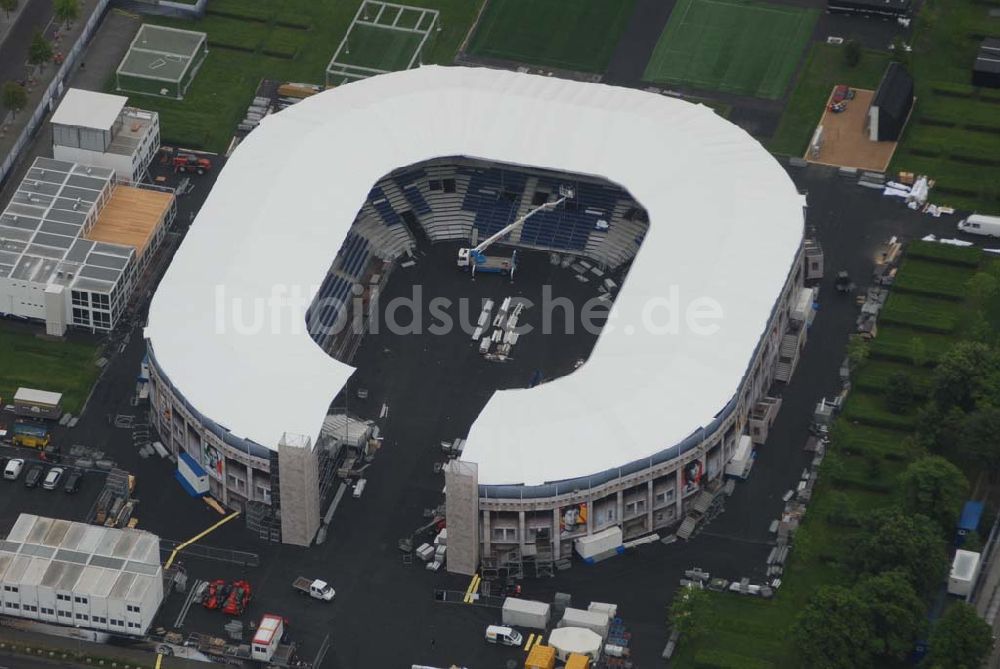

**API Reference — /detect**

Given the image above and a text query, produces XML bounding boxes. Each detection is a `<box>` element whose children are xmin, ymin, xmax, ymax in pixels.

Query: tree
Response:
<box><xmin>0</xmin><ymin>0</ymin><xmax>19</xmax><ymax>20</ymax></box>
<box><xmin>968</xmin><ymin>271</ymin><xmax>999</xmax><ymax>309</ymax></box>
<box><xmin>932</xmin><ymin>341</ymin><xmax>998</xmax><ymax>411</ymax></box>
<box><xmin>916</xmin><ymin>403</ymin><xmax>966</xmax><ymax>455</ymax></box>
<box><xmin>959</xmin><ymin>407</ymin><xmax>1000</xmax><ymax>474</ymax></box>
<box><xmin>28</xmin><ymin>30</ymin><xmax>53</xmax><ymax>67</ymax></box>
<box><xmin>668</xmin><ymin>585</ymin><xmax>711</xmax><ymax>641</ymax></box>
<box><xmin>897</xmin><ymin>456</ymin><xmax>969</xmax><ymax>535</ymax></box>
<box><xmin>924</xmin><ymin>602</ymin><xmax>994</xmax><ymax>669</ymax></box>
<box><xmin>793</xmin><ymin>585</ymin><xmax>875</xmax><ymax>669</ymax></box>
<box><xmin>54</xmin><ymin>0</ymin><xmax>78</xmax><ymax>27</ymax></box>
<box><xmin>844</xmin><ymin>39</ymin><xmax>862</xmax><ymax>67</ymax></box>
<box><xmin>886</xmin><ymin>371</ymin><xmax>917</xmax><ymax>414</ymax></box>
<box><xmin>2</xmin><ymin>81</ymin><xmax>27</xmax><ymax>116</ymax></box>
<box><xmin>860</xmin><ymin>572</ymin><xmax>927</xmax><ymax>662</ymax></box>
<box><xmin>851</xmin><ymin>507</ymin><xmax>948</xmax><ymax>595</ymax></box>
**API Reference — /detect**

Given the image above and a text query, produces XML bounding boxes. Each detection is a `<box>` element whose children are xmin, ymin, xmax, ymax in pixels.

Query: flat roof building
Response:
<box><xmin>52</xmin><ymin>89</ymin><xmax>161</xmax><ymax>185</ymax></box>
<box><xmin>0</xmin><ymin>514</ymin><xmax>163</xmax><ymax>636</ymax></box>
<box><xmin>0</xmin><ymin>157</ymin><xmax>174</xmax><ymax>335</ymax></box>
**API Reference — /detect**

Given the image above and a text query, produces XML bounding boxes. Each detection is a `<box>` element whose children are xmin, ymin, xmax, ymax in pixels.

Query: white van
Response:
<box><xmin>4</xmin><ymin>459</ymin><xmax>24</xmax><ymax>480</ymax></box>
<box><xmin>958</xmin><ymin>214</ymin><xmax>1000</xmax><ymax>237</ymax></box>
<box><xmin>485</xmin><ymin>625</ymin><xmax>523</xmax><ymax>647</ymax></box>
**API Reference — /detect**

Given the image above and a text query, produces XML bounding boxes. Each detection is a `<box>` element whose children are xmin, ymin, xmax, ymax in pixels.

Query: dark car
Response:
<box><xmin>63</xmin><ymin>470</ymin><xmax>83</xmax><ymax>494</ymax></box>
<box><xmin>24</xmin><ymin>465</ymin><xmax>44</xmax><ymax>488</ymax></box>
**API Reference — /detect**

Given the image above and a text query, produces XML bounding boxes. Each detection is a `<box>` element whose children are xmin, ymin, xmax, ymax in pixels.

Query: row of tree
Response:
<box><xmin>2</xmin><ymin>0</ymin><xmax>81</xmax><ymax>117</ymax></box>
<box><xmin>793</xmin><ymin>319</ymin><xmax>1000</xmax><ymax>668</ymax></box>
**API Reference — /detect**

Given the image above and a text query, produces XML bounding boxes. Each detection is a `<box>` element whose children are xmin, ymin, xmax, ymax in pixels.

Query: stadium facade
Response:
<box><xmin>145</xmin><ymin>66</ymin><xmax>814</xmax><ymax>565</ymax></box>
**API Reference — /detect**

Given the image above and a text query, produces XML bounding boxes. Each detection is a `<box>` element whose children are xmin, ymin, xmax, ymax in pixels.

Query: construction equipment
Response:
<box><xmin>222</xmin><ymin>580</ymin><xmax>252</xmax><ymax>616</ymax></box>
<box><xmin>173</xmin><ymin>153</ymin><xmax>212</xmax><ymax>175</ymax></box>
<box><xmin>398</xmin><ymin>516</ymin><xmax>445</xmax><ymax>553</ymax></box>
<box><xmin>457</xmin><ymin>186</ymin><xmax>573</xmax><ymax>278</ymax></box>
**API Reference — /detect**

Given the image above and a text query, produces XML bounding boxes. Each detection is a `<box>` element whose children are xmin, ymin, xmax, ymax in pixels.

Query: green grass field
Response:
<box><xmin>0</xmin><ymin>329</ymin><xmax>100</xmax><ymax>414</ymax></box>
<box><xmin>890</xmin><ymin>0</ymin><xmax>1000</xmax><ymax>212</ymax></box>
<box><xmin>769</xmin><ymin>43</ymin><xmax>890</xmax><ymax>156</ymax></box>
<box><xmin>466</xmin><ymin>0</ymin><xmax>635</xmax><ymax>73</ymax></box>
<box><xmin>121</xmin><ymin>0</ymin><xmax>483</xmax><ymax>153</ymax></box>
<box><xmin>642</xmin><ymin>0</ymin><xmax>818</xmax><ymax>99</ymax></box>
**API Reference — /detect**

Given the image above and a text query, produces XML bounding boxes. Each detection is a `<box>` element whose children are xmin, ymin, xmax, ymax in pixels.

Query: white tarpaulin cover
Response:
<box><xmin>145</xmin><ymin>66</ymin><xmax>804</xmax><ymax>482</ymax></box>
<box><xmin>549</xmin><ymin>626</ymin><xmax>603</xmax><ymax>660</ymax></box>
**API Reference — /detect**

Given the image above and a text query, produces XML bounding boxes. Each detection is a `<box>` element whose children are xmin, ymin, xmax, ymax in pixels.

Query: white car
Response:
<box><xmin>4</xmin><ymin>459</ymin><xmax>24</xmax><ymax>481</ymax></box>
<box><xmin>42</xmin><ymin>467</ymin><xmax>64</xmax><ymax>490</ymax></box>
<box><xmin>485</xmin><ymin>625</ymin><xmax>523</xmax><ymax>646</ymax></box>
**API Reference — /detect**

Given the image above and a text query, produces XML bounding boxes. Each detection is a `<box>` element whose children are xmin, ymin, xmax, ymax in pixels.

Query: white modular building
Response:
<box><xmin>0</xmin><ymin>514</ymin><xmax>163</xmax><ymax>635</ymax></box>
<box><xmin>52</xmin><ymin>89</ymin><xmax>160</xmax><ymax>185</ymax></box>
<box><xmin>0</xmin><ymin>157</ymin><xmax>174</xmax><ymax>334</ymax></box>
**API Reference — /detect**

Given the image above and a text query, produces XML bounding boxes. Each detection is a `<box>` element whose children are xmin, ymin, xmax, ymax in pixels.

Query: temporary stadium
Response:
<box><xmin>144</xmin><ymin>66</ymin><xmax>812</xmax><ymax>569</ymax></box>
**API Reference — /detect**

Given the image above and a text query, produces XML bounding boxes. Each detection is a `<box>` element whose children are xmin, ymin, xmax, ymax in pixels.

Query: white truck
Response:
<box><xmin>292</xmin><ymin>577</ymin><xmax>335</xmax><ymax>601</ymax></box>
<box><xmin>958</xmin><ymin>213</ymin><xmax>1000</xmax><ymax>237</ymax></box>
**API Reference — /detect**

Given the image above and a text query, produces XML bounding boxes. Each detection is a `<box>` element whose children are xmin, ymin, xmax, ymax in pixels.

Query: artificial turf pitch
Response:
<box><xmin>467</xmin><ymin>0</ymin><xmax>636</xmax><ymax>73</ymax></box>
<box><xmin>643</xmin><ymin>0</ymin><xmax>818</xmax><ymax>100</ymax></box>
<box><xmin>339</xmin><ymin>23</ymin><xmax>424</xmax><ymax>72</ymax></box>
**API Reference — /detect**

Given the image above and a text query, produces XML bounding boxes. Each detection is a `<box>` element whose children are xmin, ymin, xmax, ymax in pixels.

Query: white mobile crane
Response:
<box><xmin>457</xmin><ymin>186</ymin><xmax>573</xmax><ymax>278</ymax></box>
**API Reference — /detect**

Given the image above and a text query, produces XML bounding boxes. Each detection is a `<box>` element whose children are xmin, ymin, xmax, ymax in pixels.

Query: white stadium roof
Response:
<box><xmin>145</xmin><ymin>65</ymin><xmax>804</xmax><ymax>485</ymax></box>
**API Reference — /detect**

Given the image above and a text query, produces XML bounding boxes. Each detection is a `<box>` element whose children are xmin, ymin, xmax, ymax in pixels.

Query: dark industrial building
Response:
<box><xmin>973</xmin><ymin>38</ymin><xmax>1000</xmax><ymax>88</ymax></box>
<box><xmin>867</xmin><ymin>63</ymin><xmax>915</xmax><ymax>142</ymax></box>
<box><xmin>827</xmin><ymin>0</ymin><xmax>911</xmax><ymax>19</ymax></box>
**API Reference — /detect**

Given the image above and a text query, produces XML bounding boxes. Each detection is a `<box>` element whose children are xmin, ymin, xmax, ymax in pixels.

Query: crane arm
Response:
<box><xmin>472</xmin><ymin>196</ymin><xmax>566</xmax><ymax>253</ymax></box>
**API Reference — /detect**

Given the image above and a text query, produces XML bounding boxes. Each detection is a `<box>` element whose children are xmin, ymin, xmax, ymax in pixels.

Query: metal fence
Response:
<box><xmin>0</xmin><ymin>0</ymin><xmax>112</xmax><ymax>189</ymax></box>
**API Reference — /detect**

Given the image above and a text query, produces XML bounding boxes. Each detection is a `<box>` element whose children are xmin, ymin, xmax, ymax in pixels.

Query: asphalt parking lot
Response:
<box><xmin>0</xmin><ymin>441</ymin><xmax>105</xmax><ymax>531</ymax></box>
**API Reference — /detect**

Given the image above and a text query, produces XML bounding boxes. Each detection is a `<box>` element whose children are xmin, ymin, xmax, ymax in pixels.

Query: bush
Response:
<box><xmin>844</xmin><ymin>39</ymin><xmax>861</xmax><ymax>67</ymax></box>
<box><xmin>886</xmin><ymin>371</ymin><xmax>917</xmax><ymax>413</ymax></box>
<box><xmin>907</xmin><ymin>240</ymin><xmax>982</xmax><ymax>267</ymax></box>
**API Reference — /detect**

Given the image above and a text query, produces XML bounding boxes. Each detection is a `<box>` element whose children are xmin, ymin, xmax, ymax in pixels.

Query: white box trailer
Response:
<box><xmin>575</xmin><ymin>526</ymin><xmax>623</xmax><ymax>563</ymax></box>
<box><xmin>948</xmin><ymin>550</ymin><xmax>981</xmax><ymax>597</ymax></box>
<box><xmin>958</xmin><ymin>214</ymin><xmax>1000</xmax><ymax>237</ymax></box>
<box><xmin>559</xmin><ymin>607</ymin><xmax>609</xmax><ymax>639</ymax></box>
<box><xmin>502</xmin><ymin>597</ymin><xmax>550</xmax><ymax>629</ymax></box>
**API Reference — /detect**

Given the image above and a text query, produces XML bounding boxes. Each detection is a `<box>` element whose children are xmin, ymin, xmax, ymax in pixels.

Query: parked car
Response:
<box><xmin>63</xmin><ymin>469</ymin><xmax>83</xmax><ymax>494</ymax></box>
<box><xmin>485</xmin><ymin>625</ymin><xmax>523</xmax><ymax>646</ymax></box>
<box><xmin>24</xmin><ymin>465</ymin><xmax>44</xmax><ymax>488</ymax></box>
<box><xmin>4</xmin><ymin>459</ymin><xmax>24</xmax><ymax>481</ymax></box>
<box><xmin>42</xmin><ymin>466</ymin><xmax>64</xmax><ymax>490</ymax></box>
<box><xmin>830</xmin><ymin>84</ymin><xmax>850</xmax><ymax>106</ymax></box>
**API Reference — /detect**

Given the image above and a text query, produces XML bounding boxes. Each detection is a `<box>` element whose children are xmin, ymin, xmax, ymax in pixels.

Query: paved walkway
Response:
<box><xmin>0</xmin><ymin>8</ymin><xmax>139</xmax><ymax>203</ymax></box>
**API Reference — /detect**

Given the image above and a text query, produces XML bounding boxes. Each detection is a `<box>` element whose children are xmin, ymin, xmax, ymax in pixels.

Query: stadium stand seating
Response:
<box><xmin>307</xmin><ymin>158</ymin><xmax>650</xmax><ymax>352</ymax></box>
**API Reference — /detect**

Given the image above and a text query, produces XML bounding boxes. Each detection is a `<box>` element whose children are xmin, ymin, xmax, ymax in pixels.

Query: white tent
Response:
<box><xmin>549</xmin><ymin>626</ymin><xmax>602</xmax><ymax>661</ymax></box>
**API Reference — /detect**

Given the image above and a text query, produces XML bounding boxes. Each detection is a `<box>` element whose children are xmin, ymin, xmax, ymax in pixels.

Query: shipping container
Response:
<box><xmin>502</xmin><ymin>597</ymin><xmax>550</xmax><ymax>630</ymax></box>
